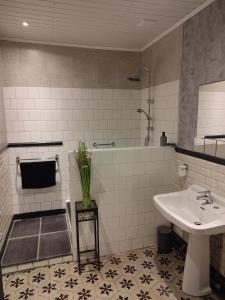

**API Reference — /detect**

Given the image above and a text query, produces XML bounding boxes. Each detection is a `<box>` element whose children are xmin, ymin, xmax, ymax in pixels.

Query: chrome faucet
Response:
<box><xmin>196</xmin><ymin>190</ymin><xmax>213</xmax><ymax>204</ymax></box>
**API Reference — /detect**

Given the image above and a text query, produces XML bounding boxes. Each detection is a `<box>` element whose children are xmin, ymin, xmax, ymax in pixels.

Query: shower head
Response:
<box><xmin>137</xmin><ymin>108</ymin><xmax>151</xmax><ymax>120</ymax></box>
<box><xmin>127</xmin><ymin>74</ymin><xmax>141</xmax><ymax>81</ymax></box>
<box><xmin>127</xmin><ymin>64</ymin><xmax>151</xmax><ymax>82</ymax></box>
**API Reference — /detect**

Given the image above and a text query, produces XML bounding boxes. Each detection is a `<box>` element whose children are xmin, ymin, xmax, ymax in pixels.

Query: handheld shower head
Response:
<box><xmin>137</xmin><ymin>108</ymin><xmax>151</xmax><ymax>120</ymax></box>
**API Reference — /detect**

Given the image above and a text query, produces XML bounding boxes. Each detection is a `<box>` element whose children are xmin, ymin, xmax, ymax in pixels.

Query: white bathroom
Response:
<box><xmin>0</xmin><ymin>0</ymin><xmax>225</xmax><ymax>299</ymax></box>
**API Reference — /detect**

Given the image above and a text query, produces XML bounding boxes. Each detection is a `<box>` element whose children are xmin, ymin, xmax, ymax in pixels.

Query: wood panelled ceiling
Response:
<box><xmin>0</xmin><ymin>0</ymin><xmax>210</xmax><ymax>51</ymax></box>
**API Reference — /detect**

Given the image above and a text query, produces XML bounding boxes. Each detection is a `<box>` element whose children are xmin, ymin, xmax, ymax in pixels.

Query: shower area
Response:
<box><xmin>90</xmin><ymin>64</ymin><xmax>178</xmax><ymax>150</ymax></box>
<box><xmin>90</xmin><ymin>64</ymin><xmax>155</xmax><ymax>149</ymax></box>
<box><xmin>0</xmin><ymin>40</ymin><xmax>180</xmax><ymax>275</ymax></box>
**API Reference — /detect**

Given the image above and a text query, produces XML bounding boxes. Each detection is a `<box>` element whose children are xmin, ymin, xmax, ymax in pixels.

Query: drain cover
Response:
<box><xmin>194</xmin><ymin>221</ymin><xmax>202</xmax><ymax>225</ymax></box>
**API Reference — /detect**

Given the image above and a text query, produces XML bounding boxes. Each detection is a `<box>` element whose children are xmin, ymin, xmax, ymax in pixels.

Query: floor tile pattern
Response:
<box><xmin>3</xmin><ymin>247</ymin><xmax>222</xmax><ymax>300</ymax></box>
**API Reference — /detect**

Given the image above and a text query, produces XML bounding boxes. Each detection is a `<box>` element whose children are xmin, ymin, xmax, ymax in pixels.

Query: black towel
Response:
<box><xmin>20</xmin><ymin>160</ymin><xmax>56</xmax><ymax>189</ymax></box>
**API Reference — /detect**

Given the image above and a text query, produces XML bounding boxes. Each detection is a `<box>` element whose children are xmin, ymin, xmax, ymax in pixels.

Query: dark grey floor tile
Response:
<box><xmin>41</xmin><ymin>214</ymin><xmax>67</xmax><ymax>233</ymax></box>
<box><xmin>10</xmin><ymin>218</ymin><xmax>40</xmax><ymax>238</ymax></box>
<box><xmin>2</xmin><ymin>236</ymin><xmax>38</xmax><ymax>267</ymax></box>
<box><xmin>39</xmin><ymin>231</ymin><xmax>71</xmax><ymax>259</ymax></box>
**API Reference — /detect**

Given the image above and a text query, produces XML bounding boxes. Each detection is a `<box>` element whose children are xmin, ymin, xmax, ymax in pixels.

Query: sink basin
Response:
<box><xmin>154</xmin><ymin>184</ymin><xmax>225</xmax><ymax>235</ymax></box>
<box><xmin>154</xmin><ymin>185</ymin><xmax>225</xmax><ymax>297</ymax></box>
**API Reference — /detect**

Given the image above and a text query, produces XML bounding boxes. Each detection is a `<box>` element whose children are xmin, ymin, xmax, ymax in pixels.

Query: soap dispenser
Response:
<box><xmin>160</xmin><ymin>132</ymin><xmax>167</xmax><ymax>146</ymax></box>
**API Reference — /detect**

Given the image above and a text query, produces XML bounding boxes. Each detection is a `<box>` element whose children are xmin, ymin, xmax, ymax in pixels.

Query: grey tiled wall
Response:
<box><xmin>142</xmin><ymin>26</ymin><xmax>183</xmax><ymax>89</ymax></box>
<box><xmin>178</xmin><ymin>0</ymin><xmax>225</xmax><ymax>150</ymax></box>
<box><xmin>0</xmin><ymin>41</ymin><xmax>141</xmax><ymax>90</ymax></box>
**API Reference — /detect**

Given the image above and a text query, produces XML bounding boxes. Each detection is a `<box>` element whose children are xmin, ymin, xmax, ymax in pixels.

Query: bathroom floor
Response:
<box><xmin>3</xmin><ymin>246</ymin><xmax>222</xmax><ymax>300</ymax></box>
<box><xmin>1</xmin><ymin>214</ymin><xmax>71</xmax><ymax>267</ymax></box>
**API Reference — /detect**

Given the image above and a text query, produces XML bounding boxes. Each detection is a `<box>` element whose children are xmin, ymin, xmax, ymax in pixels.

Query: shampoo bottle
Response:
<box><xmin>160</xmin><ymin>132</ymin><xmax>167</xmax><ymax>146</ymax></box>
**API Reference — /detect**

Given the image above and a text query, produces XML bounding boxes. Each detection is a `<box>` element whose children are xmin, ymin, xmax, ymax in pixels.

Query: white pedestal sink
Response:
<box><xmin>154</xmin><ymin>185</ymin><xmax>225</xmax><ymax>297</ymax></box>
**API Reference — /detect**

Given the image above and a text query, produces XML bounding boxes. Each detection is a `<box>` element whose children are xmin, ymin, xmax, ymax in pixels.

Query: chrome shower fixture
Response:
<box><xmin>127</xmin><ymin>64</ymin><xmax>151</xmax><ymax>82</ymax></box>
<box><xmin>137</xmin><ymin>108</ymin><xmax>151</xmax><ymax>120</ymax></box>
<box><xmin>127</xmin><ymin>74</ymin><xmax>141</xmax><ymax>81</ymax></box>
<box><xmin>128</xmin><ymin>64</ymin><xmax>154</xmax><ymax>146</ymax></box>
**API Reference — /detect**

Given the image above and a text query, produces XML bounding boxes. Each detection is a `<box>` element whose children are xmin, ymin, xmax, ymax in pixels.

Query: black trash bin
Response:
<box><xmin>157</xmin><ymin>225</ymin><xmax>172</xmax><ymax>254</ymax></box>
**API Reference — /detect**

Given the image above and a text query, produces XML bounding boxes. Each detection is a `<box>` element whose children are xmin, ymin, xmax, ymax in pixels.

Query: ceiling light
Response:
<box><xmin>138</xmin><ymin>20</ymin><xmax>156</xmax><ymax>27</ymax></box>
<box><xmin>22</xmin><ymin>21</ymin><xmax>29</xmax><ymax>27</ymax></box>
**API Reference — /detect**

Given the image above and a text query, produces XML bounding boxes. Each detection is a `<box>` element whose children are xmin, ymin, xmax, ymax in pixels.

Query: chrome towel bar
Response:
<box><xmin>16</xmin><ymin>154</ymin><xmax>59</xmax><ymax>174</ymax></box>
<box><xmin>92</xmin><ymin>142</ymin><xmax>115</xmax><ymax>148</ymax></box>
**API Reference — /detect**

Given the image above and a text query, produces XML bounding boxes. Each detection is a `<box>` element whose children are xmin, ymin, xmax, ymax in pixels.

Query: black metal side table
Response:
<box><xmin>75</xmin><ymin>200</ymin><xmax>100</xmax><ymax>274</ymax></box>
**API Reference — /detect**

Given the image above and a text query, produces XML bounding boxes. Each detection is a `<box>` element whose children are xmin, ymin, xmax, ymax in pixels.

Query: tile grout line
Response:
<box><xmin>65</xmin><ymin>213</ymin><xmax>72</xmax><ymax>255</ymax></box>
<box><xmin>37</xmin><ymin>217</ymin><xmax>42</xmax><ymax>261</ymax></box>
<box><xmin>9</xmin><ymin>229</ymin><xmax>69</xmax><ymax>240</ymax></box>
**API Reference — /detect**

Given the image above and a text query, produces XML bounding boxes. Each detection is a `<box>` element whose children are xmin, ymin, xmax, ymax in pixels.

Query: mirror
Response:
<box><xmin>195</xmin><ymin>80</ymin><xmax>225</xmax><ymax>159</ymax></box>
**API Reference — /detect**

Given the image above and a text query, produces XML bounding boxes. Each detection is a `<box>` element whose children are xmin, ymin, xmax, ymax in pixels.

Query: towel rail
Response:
<box><xmin>92</xmin><ymin>142</ymin><xmax>115</xmax><ymax>148</ymax></box>
<box><xmin>16</xmin><ymin>154</ymin><xmax>59</xmax><ymax>174</ymax></box>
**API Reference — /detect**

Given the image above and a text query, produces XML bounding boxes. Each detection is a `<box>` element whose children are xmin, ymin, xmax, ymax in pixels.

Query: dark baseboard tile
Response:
<box><xmin>8</xmin><ymin>141</ymin><xmax>63</xmax><ymax>148</ymax></box>
<box><xmin>13</xmin><ymin>208</ymin><xmax>66</xmax><ymax>220</ymax></box>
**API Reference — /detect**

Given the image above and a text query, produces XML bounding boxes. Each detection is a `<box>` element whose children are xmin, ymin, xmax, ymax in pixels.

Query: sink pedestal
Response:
<box><xmin>182</xmin><ymin>235</ymin><xmax>211</xmax><ymax>296</ymax></box>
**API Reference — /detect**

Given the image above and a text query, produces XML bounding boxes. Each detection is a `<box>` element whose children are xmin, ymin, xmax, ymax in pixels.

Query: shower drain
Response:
<box><xmin>194</xmin><ymin>221</ymin><xmax>202</xmax><ymax>225</ymax></box>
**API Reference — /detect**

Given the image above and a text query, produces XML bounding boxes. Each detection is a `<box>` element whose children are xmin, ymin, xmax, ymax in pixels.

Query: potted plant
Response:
<box><xmin>74</xmin><ymin>141</ymin><xmax>91</xmax><ymax>208</ymax></box>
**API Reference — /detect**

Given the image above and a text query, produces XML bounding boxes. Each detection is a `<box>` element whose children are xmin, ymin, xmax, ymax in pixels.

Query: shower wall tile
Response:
<box><xmin>0</xmin><ymin>47</ymin><xmax>7</xmax><ymax>150</ymax></box>
<box><xmin>4</xmin><ymin>87</ymin><xmax>142</xmax><ymax>148</ymax></box>
<box><xmin>0</xmin><ymin>149</ymin><xmax>13</xmax><ymax>251</ymax></box>
<box><xmin>69</xmin><ymin>146</ymin><xmax>176</xmax><ymax>256</ymax></box>
<box><xmin>3</xmin><ymin>87</ymin><xmax>142</xmax><ymax>213</ymax></box>
<box><xmin>141</xmin><ymin>80</ymin><xmax>179</xmax><ymax>145</ymax></box>
<box><xmin>8</xmin><ymin>145</ymin><xmax>69</xmax><ymax>214</ymax></box>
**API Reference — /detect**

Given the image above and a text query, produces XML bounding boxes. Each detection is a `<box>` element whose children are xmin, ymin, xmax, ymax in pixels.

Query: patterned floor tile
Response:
<box><xmin>120</xmin><ymin>262</ymin><xmax>140</xmax><ymax>277</ymax></box>
<box><xmin>110</xmin><ymin>292</ymin><xmax>130</xmax><ymax>300</ymax></box>
<box><xmin>172</xmin><ymin>261</ymin><xmax>185</xmax><ymax>277</ymax></box>
<box><xmin>3</xmin><ymin>292</ymin><xmax>15</xmax><ymax>300</ymax></box>
<box><xmin>2</xmin><ymin>246</ymin><xmax>221</xmax><ymax>300</ymax></box>
<box><xmin>60</xmin><ymin>274</ymin><xmax>83</xmax><ymax>293</ymax></box>
<box><xmin>5</xmin><ymin>272</ymin><xmax>28</xmax><ymax>294</ymax></box>
<box><xmin>132</xmin><ymin>288</ymin><xmax>155</xmax><ymax>300</ymax></box>
<box><xmin>29</xmin><ymin>267</ymin><xmax>50</xmax><ymax>287</ymax></box>
<box><xmin>115</xmin><ymin>276</ymin><xmax>138</xmax><ymax>295</ymax></box>
<box><xmin>155</xmin><ymin>253</ymin><xmax>176</xmax><ymax>270</ymax></box>
<box><xmin>95</xmin><ymin>281</ymin><xmax>117</xmax><ymax>298</ymax></box>
<box><xmin>101</xmin><ymin>266</ymin><xmax>122</xmax><ymax>282</ymax></box>
<box><xmin>15</xmin><ymin>285</ymin><xmax>38</xmax><ymax>300</ymax></box>
<box><xmin>50</xmin><ymin>264</ymin><xmax>70</xmax><ymax>282</ymax></box>
<box><xmin>141</xmin><ymin>247</ymin><xmax>157</xmax><ymax>260</ymax></box>
<box><xmin>76</xmin><ymin>286</ymin><xmax>95</xmax><ymax>299</ymax></box>
<box><xmin>51</xmin><ymin>290</ymin><xmax>74</xmax><ymax>300</ymax></box>
<box><xmin>38</xmin><ymin>280</ymin><xmax>60</xmax><ymax>298</ymax></box>
<box><xmin>135</xmin><ymin>270</ymin><xmax>159</xmax><ymax>289</ymax></box>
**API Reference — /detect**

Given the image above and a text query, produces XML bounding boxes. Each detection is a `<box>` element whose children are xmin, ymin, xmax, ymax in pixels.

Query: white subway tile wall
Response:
<box><xmin>0</xmin><ymin>150</ymin><xmax>13</xmax><ymax>250</ymax></box>
<box><xmin>141</xmin><ymin>80</ymin><xmax>179</xmax><ymax>145</ymax></box>
<box><xmin>8</xmin><ymin>146</ymin><xmax>68</xmax><ymax>213</ymax></box>
<box><xmin>176</xmin><ymin>152</ymin><xmax>225</xmax><ymax>277</ymax></box>
<box><xmin>3</xmin><ymin>87</ymin><xmax>142</xmax><ymax>148</ymax></box>
<box><xmin>3</xmin><ymin>87</ymin><xmax>143</xmax><ymax>214</ymax></box>
<box><xmin>69</xmin><ymin>147</ymin><xmax>176</xmax><ymax>257</ymax></box>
